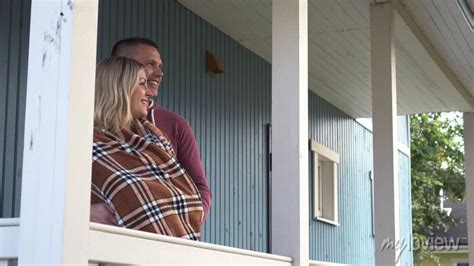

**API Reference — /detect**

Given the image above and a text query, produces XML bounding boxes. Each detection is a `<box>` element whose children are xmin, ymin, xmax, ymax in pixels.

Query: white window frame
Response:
<box><xmin>310</xmin><ymin>140</ymin><xmax>340</xmax><ymax>226</ymax></box>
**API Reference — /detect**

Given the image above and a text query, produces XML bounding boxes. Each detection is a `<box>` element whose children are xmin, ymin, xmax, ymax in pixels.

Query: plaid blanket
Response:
<box><xmin>91</xmin><ymin>119</ymin><xmax>203</xmax><ymax>240</ymax></box>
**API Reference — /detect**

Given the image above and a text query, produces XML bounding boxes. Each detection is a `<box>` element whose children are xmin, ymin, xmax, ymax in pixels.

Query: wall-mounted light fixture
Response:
<box><xmin>206</xmin><ymin>50</ymin><xmax>224</xmax><ymax>75</ymax></box>
<box><xmin>457</xmin><ymin>0</ymin><xmax>474</xmax><ymax>31</ymax></box>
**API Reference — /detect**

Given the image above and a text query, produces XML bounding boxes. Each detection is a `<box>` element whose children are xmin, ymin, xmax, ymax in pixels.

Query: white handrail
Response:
<box><xmin>310</xmin><ymin>260</ymin><xmax>348</xmax><ymax>266</ymax></box>
<box><xmin>0</xmin><ymin>218</ymin><xmax>20</xmax><ymax>260</ymax></box>
<box><xmin>1</xmin><ymin>220</ymin><xmax>293</xmax><ymax>264</ymax></box>
<box><xmin>0</xmin><ymin>218</ymin><xmax>19</xmax><ymax>227</ymax></box>
<box><xmin>90</xmin><ymin>222</ymin><xmax>292</xmax><ymax>265</ymax></box>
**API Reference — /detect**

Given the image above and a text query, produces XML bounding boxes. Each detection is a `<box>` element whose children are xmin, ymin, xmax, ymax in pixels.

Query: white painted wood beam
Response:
<box><xmin>464</xmin><ymin>112</ymin><xmax>474</xmax><ymax>266</ymax></box>
<box><xmin>18</xmin><ymin>0</ymin><xmax>98</xmax><ymax>264</ymax></box>
<box><xmin>0</xmin><ymin>219</ymin><xmax>19</xmax><ymax>259</ymax></box>
<box><xmin>271</xmin><ymin>0</ymin><xmax>309</xmax><ymax>265</ymax></box>
<box><xmin>370</xmin><ymin>1</ymin><xmax>401</xmax><ymax>265</ymax></box>
<box><xmin>393</xmin><ymin>0</ymin><xmax>474</xmax><ymax>111</ymax></box>
<box><xmin>89</xmin><ymin>223</ymin><xmax>292</xmax><ymax>265</ymax></box>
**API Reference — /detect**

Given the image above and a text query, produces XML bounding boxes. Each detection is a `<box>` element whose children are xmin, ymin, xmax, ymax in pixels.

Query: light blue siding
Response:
<box><xmin>308</xmin><ymin>92</ymin><xmax>375</xmax><ymax>264</ymax></box>
<box><xmin>398</xmin><ymin>116</ymin><xmax>410</xmax><ymax>146</ymax></box>
<box><xmin>356</xmin><ymin>115</ymin><xmax>410</xmax><ymax>146</ymax></box>
<box><xmin>0</xmin><ymin>0</ymin><xmax>30</xmax><ymax>218</ymax></box>
<box><xmin>398</xmin><ymin>115</ymin><xmax>412</xmax><ymax>265</ymax></box>
<box><xmin>399</xmin><ymin>153</ymin><xmax>413</xmax><ymax>265</ymax></box>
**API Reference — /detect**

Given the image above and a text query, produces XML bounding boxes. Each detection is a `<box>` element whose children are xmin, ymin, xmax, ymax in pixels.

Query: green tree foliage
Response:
<box><xmin>411</xmin><ymin>112</ymin><xmax>465</xmax><ymax>262</ymax></box>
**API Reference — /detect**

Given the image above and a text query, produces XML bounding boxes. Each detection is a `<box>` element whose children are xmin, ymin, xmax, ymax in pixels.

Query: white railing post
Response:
<box><xmin>271</xmin><ymin>0</ymin><xmax>309</xmax><ymax>265</ymax></box>
<box><xmin>464</xmin><ymin>112</ymin><xmax>474</xmax><ymax>266</ymax></box>
<box><xmin>18</xmin><ymin>0</ymin><xmax>98</xmax><ymax>264</ymax></box>
<box><xmin>370</xmin><ymin>0</ymin><xmax>400</xmax><ymax>265</ymax></box>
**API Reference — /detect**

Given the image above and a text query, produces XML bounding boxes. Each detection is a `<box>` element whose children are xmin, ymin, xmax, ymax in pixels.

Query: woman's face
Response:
<box><xmin>130</xmin><ymin>69</ymin><xmax>149</xmax><ymax>119</ymax></box>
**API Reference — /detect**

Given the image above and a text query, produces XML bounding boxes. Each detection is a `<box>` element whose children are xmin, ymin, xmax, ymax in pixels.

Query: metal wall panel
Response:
<box><xmin>398</xmin><ymin>114</ymin><xmax>412</xmax><ymax>266</ymax></box>
<box><xmin>398</xmin><ymin>116</ymin><xmax>410</xmax><ymax>146</ymax></box>
<box><xmin>398</xmin><ymin>153</ymin><xmax>413</xmax><ymax>265</ymax></box>
<box><xmin>308</xmin><ymin>98</ymin><xmax>413</xmax><ymax>264</ymax></box>
<box><xmin>0</xmin><ymin>0</ymin><xmax>30</xmax><ymax>218</ymax></box>
<box><xmin>308</xmin><ymin>92</ymin><xmax>376</xmax><ymax>264</ymax></box>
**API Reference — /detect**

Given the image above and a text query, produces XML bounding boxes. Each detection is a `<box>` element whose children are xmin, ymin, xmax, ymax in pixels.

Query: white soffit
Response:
<box><xmin>178</xmin><ymin>0</ymin><xmax>474</xmax><ymax>118</ymax></box>
<box><xmin>394</xmin><ymin>9</ymin><xmax>473</xmax><ymax>114</ymax></box>
<box><xmin>402</xmin><ymin>0</ymin><xmax>474</xmax><ymax>108</ymax></box>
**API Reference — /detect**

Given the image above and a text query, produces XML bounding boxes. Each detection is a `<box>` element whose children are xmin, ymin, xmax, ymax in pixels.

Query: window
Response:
<box><xmin>310</xmin><ymin>140</ymin><xmax>340</xmax><ymax>225</ymax></box>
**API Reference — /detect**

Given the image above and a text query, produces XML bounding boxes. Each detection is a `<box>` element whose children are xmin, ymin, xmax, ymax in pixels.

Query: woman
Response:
<box><xmin>92</xmin><ymin>57</ymin><xmax>203</xmax><ymax>240</ymax></box>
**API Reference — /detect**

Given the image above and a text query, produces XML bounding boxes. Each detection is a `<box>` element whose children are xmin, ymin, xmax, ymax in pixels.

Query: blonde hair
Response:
<box><xmin>94</xmin><ymin>57</ymin><xmax>144</xmax><ymax>133</ymax></box>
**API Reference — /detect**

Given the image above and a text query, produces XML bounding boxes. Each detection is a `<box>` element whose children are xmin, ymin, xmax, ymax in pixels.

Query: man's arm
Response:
<box><xmin>176</xmin><ymin>121</ymin><xmax>211</xmax><ymax>222</ymax></box>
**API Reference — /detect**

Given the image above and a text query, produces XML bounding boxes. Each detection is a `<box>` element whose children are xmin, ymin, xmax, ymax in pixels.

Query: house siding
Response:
<box><xmin>398</xmin><ymin>116</ymin><xmax>410</xmax><ymax>147</ymax></box>
<box><xmin>0</xmin><ymin>0</ymin><xmax>30</xmax><ymax>218</ymax></box>
<box><xmin>308</xmin><ymin>92</ymin><xmax>375</xmax><ymax>264</ymax></box>
<box><xmin>399</xmin><ymin>152</ymin><xmax>413</xmax><ymax>265</ymax></box>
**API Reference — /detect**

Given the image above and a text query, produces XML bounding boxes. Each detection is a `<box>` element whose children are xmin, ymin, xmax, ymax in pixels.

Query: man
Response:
<box><xmin>91</xmin><ymin>37</ymin><xmax>211</xmax><ymax>224</ymax></box>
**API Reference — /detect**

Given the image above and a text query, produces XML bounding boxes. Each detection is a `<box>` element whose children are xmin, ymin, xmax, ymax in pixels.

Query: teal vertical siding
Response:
<box><xmin>399</xmin><ymin>153</ymin><xmax>413</xmax><ymax>265</ymax></box>
<box><xmin>398</xmin><ymin>116</ymin><xmax>410</xmax><ymax>146</ymax></box>
<box><xmin>308</xmin><ymin>92</ymin><xmax>375</xmax><ymax>264</ymax></box>
<box><xmin>97</xmin><ymin>0</ymin><xmax>271</xmax><ymax>252</ymax></box>
<box><xmin>0</xmin><ymin>0</ymin><xmax>30</xmax><ymax>218</ymax></box>
<box><xmin>398</xmin><ymin>116</ymin><xmax>413</xmax><ymax>264</ymax></box>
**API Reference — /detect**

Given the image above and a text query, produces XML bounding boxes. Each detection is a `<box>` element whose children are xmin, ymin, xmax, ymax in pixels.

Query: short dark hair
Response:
<box><xmin>111</xmin><ymin>37</ymin><xmax>159</xmax><ymax>56</ymax></box>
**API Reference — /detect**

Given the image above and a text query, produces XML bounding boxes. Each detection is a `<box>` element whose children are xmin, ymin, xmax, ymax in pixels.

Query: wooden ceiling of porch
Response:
<box><xmin>178</xmin><ymin>0</ymin><xmax>474</xmax><ymax>118</ymax></box>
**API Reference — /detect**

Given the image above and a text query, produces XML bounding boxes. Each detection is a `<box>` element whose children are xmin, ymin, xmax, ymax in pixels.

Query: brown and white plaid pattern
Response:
<box><xmin>91</xmin><ymin>119</ymin><xmax>203</xmax><ymax>240</ymax></box>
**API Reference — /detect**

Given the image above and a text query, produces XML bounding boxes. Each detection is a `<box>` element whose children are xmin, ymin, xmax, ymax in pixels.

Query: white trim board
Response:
<box><xmin>310</xmin><ymin>260</ymin><xmax>348</xmax><ymax>266</ymax></box>
<box><xmin>314</xmin><ymin>217</ymin><xmax>340</xmax><ymax>227</ymax></box>
<box><xmin>89</xmin><ymin>223</ymin><xmax>292</xmax><ymax>265</ymax></box>
<box><xmin>397</xmin><ymin>143</ymin><xmax>410</xmax><ymax>157</ymax></box>
<box><xmin>0</xmin><ymin>219</ymin><xmax>20</xmax><ymax>259</ymax></box>
<box><xmin>310</xmin><ymin>140</ymin><xmax>340</xmax><ymax>164</ymax></box>
<box><xmin>0</xmin><ymin>218</ymin><xmax>19</xmax><ymax>227</ymax></box>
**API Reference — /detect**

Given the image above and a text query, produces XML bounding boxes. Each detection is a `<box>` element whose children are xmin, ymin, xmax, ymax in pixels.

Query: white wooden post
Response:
<box><xmin>271</xmin><ymin>0</ymin><xmax>309</xmax><ymax>265</ymax></box>
<box><xmin>370</xmin><ymin>1</ymin><xmax>400</xmax><ymax>265</ymax></box>
<box><xmin>18</xmin><ymin>0</ymin><xmax>98</xmax><ymax>264</ymax></box>
<box><xmin>464</xmin><ymin>112</ymin><xmax>474</xmax><ymax>266</ymax></box>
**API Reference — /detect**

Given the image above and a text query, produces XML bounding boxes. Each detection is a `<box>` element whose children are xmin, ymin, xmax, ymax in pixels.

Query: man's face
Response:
<box><xmin>128</xmin><ymin>43</ymin><xmax>164</xmax><ymax>99</ymax></box>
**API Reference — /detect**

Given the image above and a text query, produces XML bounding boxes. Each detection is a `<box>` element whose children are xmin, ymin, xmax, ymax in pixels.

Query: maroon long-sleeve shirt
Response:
<box><xmin>148</xmin><ymin>104</ymin><xmax>211</xmax><ymax>221</ymax></box>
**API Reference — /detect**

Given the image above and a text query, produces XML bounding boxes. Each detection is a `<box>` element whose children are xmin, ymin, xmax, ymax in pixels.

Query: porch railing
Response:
<box><xmin>0</xmin><ymin>219</ymin><xmax>292</xmax><ymax>265</ymax></box>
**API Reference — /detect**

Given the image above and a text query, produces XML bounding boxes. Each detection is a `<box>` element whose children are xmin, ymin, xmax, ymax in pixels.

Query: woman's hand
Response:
<box><xmin>90</xmin><ymin>203</ymin><xmax>116</xmax><ymax>225</ymax></box>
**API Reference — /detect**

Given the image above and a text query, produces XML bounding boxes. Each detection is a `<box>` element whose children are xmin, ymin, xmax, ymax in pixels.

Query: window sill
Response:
<box><xmin>314</xmin><ymin>217</ymin><xmax>339</xmax><ymax>226</ymax></box>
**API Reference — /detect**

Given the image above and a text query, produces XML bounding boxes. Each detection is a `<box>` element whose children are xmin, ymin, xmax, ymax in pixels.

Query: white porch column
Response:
<box><xmin>271</xmin><ymin>0</ymin><xmax>309</xmax><ymax>265</ymax></box>
<box><xmin>464</xmin><ymin>112</ymin><xmax>474</xmax><ymax>266</ymax></box>
<box><xmin>370</xmin><ymin>1</ymin><xmax>400</xmax><ymax>265</ymax></box>
<box><xmin>18</xmin><ymin>0</ymin><xmax>98</xmax><ymax>264</ymax></box>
